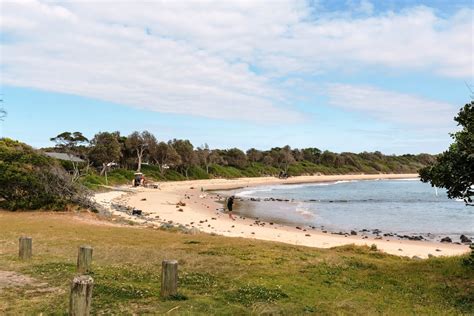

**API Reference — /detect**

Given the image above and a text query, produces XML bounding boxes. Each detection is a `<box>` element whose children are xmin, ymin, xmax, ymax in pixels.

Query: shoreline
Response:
<box><xmin>93</xmin><ymin>173</ymin><xmax>471</xmax><ymax>259</ymax></box>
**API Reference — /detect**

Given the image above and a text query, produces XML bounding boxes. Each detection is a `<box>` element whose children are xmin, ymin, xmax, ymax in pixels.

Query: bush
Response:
<box><xmin>0</xmin><ymin>138</ymin><xmax>90</xmax><ymax>210</ymax></box>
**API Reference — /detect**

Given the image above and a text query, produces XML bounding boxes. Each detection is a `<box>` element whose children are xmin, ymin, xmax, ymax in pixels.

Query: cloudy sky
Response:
<box><xmin>1</xmin><ymin>0</ymin><xmax>472</xmax><ymax>153</ymax></box>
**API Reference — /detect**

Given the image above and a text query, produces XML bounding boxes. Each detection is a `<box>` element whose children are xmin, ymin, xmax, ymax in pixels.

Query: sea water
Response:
<box><xmin>231</xmin><ymin>179</ymin><xmax>474</xmax><ymax>239</ymax></box>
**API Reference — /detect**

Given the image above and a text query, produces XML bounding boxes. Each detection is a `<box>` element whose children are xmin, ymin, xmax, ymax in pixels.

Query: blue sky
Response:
<box><xmin>1</xmin><ymin>0</ymin><xmax>472</xmax><ymax>154</ymax></box>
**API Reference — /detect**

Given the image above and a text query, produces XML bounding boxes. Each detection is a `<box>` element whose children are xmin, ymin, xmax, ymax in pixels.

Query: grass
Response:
<box><xmin>79</xmin><ymin>159</ymin><xmax>425</xmax><ymax>192</ymax></box>
<box><xmin>0</xmin><ymin>211</ymin><xmax>472</xmax><ymax>315</ymax></box>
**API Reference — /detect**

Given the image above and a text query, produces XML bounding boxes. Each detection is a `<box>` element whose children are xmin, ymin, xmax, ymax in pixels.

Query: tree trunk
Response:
<box><xmin>100</xmin><ymin>163</ymin><xmax>107</xmax><ymax>176</ymax></box>
<box><xmin>137</xmin><ymin>151</ymin><xmax>142</xmax><ymax>172</ymax></box>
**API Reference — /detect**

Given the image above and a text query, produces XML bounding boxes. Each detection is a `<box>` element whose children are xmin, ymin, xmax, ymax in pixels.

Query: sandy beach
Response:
<box><xmin>94</xmin><ymin>174</ymin><xmax>470</xmax><ymax>259</ymax></box>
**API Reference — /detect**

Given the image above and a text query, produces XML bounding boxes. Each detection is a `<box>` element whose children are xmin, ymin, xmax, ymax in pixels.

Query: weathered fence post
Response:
<box><xmin>77</xmin><ymin>246</ymin><xmax>93</xmax><ymax>274</ymax></box>
<box><xmin>19</xmin><ymin>236</ymin><xmax>32</xmax><ymax>260</ymax></box>
<box><xmin>69</xmin><ymin>275</ymin><xmax>94</xmax><ymax>316</ymax></box>
<box><xmin>161</xmin><ymin>260</ymin><xmax>178</xmax><ymax>298</ymax></box>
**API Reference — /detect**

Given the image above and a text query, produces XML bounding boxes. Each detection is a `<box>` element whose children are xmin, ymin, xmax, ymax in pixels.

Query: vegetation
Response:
<box><xmin>0</xmin><ymin>212</ymin><xmax>472</xmax><ymax>314</ymax></box>
<box><xmin>420</xmin><ymin>101</ymin><xmax>473</xmax><ymax>205</ymax></box>
<box><xmin>0</xmin><ymin>139</ymin><xmax>90</xmax><ymax>210</ymax></box>
<box><xmin>41</xmin><ymin>130</ymin><xmax>436</xmax><ymax>190</ymax></box>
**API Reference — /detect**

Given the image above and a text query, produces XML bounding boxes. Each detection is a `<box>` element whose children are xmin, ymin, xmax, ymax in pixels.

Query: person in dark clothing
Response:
<box><xmin>226</xmin><ymin>195</ymin><xmax>235</xmax><ymax>220</ymax></box>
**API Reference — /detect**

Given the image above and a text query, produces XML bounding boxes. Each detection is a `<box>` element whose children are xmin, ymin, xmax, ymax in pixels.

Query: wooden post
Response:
<box><xmin>161</xmin><ymin>260</ymin><xmax>178</xmax><ymax>298</ymax></box>
<box><xmin>69</xmin><ymin>275</ymin><xmax>94</xmax><ymax>316</ymax></box>
<box><xmin>77</xmin><ymin>246</ymin><xmax>93</xmax><ymax>274</ymax></box>
<box><xmin>19</xmin><ymin>236</ymin><xmax>32</xmax><ymax>260</ymax></box>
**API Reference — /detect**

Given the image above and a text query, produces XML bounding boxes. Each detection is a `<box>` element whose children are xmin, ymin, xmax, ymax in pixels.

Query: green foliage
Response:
<box><xmin>187</xmin><ymin>165</ymin><xmax>210</xmax><ymax>179</ymax></box>
<box><xmin>420</xmin><ymin>102</ymin><xmax>474</xmax><ymax>204</ymax></box>
<box><xmin>0</xmin><ymin>138</ymin><xmax>88</xmax><ymax>210</ymax></box>
<box><xmin>89</xmin><ymin>132</ymin><xmax>122</xmax><ymax>169</ymax></box>
<box><xmin>463</xmin><ymin>244</ymin><xmax>474</xmax><ymax>267</ymax></box>
<box><xmin>208</xmin><ymin>163</ymin><xmax>244</xmax><ymax>178</ymax></box>
<box><xmin>81</xmin><ymin>169</ymin><xmax>135</xmax><ymax>188</ymax></box>
<box><xmin>225</xmin><ymin>285</ymin><xmax>289</xmax><ymax>306</ymax></box>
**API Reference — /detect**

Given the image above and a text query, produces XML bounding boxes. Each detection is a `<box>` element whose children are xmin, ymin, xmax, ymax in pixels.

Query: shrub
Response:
<box><xmin>0</xmin><ymin>138</ymin><xmax>91</xmax><ymax>210</ymax></box>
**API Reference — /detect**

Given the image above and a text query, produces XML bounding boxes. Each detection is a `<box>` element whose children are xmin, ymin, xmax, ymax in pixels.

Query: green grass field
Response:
<box><xmin>0</xmin><ymin>211</ymin><xmax>472</xmax><ymax>315</ymax></box>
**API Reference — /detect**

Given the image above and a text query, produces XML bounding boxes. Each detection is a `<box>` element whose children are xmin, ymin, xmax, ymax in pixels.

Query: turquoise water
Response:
<box><xmin>232</xmin><ymin>179</ymin><xmax>474</xmax><ymax>239</ymax></box>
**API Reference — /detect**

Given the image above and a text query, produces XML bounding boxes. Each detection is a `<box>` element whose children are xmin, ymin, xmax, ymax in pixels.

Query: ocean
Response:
<box><xmin>230</xmin><ymin>179</ymin><xmax>474</xmax><ymax>240</ymax></box>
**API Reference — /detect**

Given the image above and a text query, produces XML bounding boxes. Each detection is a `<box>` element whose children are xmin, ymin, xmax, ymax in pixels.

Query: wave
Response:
<box><xmin>237</xmin><ymin>180</ymin><xmax>361</xmax><ymax>197</ymax></box>
<box><xmin>236</xmin><ymin>187</ymin><xmax>273</xmax><ymax>197</ymax></box>
<box><xmin>295</xmin><ymin>203</ymin><xmax>315</xmax><ymax>218</ymax></box>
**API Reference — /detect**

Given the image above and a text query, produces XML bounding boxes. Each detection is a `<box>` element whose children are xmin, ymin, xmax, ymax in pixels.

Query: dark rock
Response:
<box><xmin>440</xmin><ymin>237</ymin><xmax>452</xmax><ymax>243</ymax></box>
<box><xmin>460</xmin><ymin>235</ymin><xmax>472</xmax><ymax>243</ymax></box>
<box><xmin>350</xmin><ymin>230</ymin><xmax>357</xmax><ymax>236</ymax></box>
<box><xmin>132</xmin><ymin>209</ymin><xmax>142</xmax><ymax>216</ymax></box>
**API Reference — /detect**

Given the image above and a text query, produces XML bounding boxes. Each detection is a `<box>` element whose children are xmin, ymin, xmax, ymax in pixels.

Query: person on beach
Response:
<box><xmin>227</xmin><ymin>195</ymin><xmax>235</xmax><ymax>220</ymax></box>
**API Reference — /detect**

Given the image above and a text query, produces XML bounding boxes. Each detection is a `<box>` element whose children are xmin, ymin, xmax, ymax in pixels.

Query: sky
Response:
<box><xmin>0</xmin><ymin>0</ymin><xmax>473</xmax><ymax>154</ymax></box>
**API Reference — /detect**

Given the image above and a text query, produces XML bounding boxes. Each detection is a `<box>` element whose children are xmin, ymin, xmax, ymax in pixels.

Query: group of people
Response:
<box><xmin>133</xmin><ymin>173</ymin><xmax>147</xmax><ymax>187</ymax></box>
<box><xmin>278</xmin><ymin>171</ymin><xmax>289</xmax><ymax>179</ymax></box>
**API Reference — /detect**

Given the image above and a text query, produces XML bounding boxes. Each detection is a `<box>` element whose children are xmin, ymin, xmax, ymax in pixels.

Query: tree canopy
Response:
<box><xmin>420</xmin><ymin>101</ymin><xmax>474</xmax><ymax>205</ymax></box>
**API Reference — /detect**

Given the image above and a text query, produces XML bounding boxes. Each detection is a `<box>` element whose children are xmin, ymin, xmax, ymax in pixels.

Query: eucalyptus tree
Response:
<box><xmin>126</xmin><ymin>131</ymin><xmax>157</xmax><ymax>172</ymax></box>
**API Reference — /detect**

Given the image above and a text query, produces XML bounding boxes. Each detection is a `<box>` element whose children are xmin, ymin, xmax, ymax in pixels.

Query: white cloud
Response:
<box><xmin>0</xmin><ymin>0</ymin><xmax>471</xmax><ymax>122</ymax></box>
<box><xmin>326</xmin><ymin>83</ymin><xmax>457</xmax><ymax>126</ymax></box>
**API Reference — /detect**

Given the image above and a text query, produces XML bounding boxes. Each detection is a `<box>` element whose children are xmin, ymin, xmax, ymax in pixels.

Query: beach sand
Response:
<box><xmin>94</xmin><ymin>174</ymin><xmax>470</xmax><ymax>259</ymax></box>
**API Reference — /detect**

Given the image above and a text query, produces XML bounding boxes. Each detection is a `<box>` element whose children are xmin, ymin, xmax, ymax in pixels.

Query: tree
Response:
<box><xmin>88</xmin><ymin>132</ymin><xmax>122</xmax><ymax>176</ymax></box>
<box><xmin>420</xmin><ymin>101</ymin><xmax>474</xmax><ymax>205</ymax></box>
<box><xmin>246</xmin><ymin>148</ymin><xmax>263</xmax><ymax>163</ymax></box>
<box><xmin>169</xmin><ymin>139</ymin><xmax>197</xmax><ymax>178</ymax></box>
<box><xmin>320</xmin><ymin>150</ymin><xmax>337</xmax><ymax>167</ymax></box>
<box><xmin>196</xmin><ymin>144</ymin><xmax>214</xmax><ymax>174</ymax></box>
<box><xmin>50</xmin><ymin>131</ymin><xmax>89</xmax><ymax>182</ymax></box>
<box><xmin>224</xmin><ymin>148</ymin><xmax>248</xmax><ymax>168</ymax></box>
<box><xmin>126</xmin><ymin>131</ymin><xmax>157</xmax><ymax>172</ymax></box>
<box><xmin>302</xmin><ymin>147</ymin><xmax>321</xmax><ymax>163</ymax></box>
<box><xmin>149</xmin><ymin>141</ymin><xmax>181</xmax><ymax>175</ymax></box>
<box><xmin>270</xmin><ymin>146</ymin><xmax>295</xmax><ymax>173</ymax></box>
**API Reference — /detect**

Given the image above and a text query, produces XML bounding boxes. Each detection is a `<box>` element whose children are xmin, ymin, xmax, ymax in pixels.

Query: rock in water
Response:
<box><xmin>350</xmin><ymin>230</ymin><xmax>357</xmax><ymax>236</ymax></box>
<box><xmin>460</xmin><ymin>235</ymin><xmax>472</xmax><ymax>243</ymax></box>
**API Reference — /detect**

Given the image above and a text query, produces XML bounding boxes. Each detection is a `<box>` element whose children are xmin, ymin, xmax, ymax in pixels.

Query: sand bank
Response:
<box><xmin>94</xmin><ymin>174</ymin><xmax>470</xmax><ymax>259</ymax></box>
